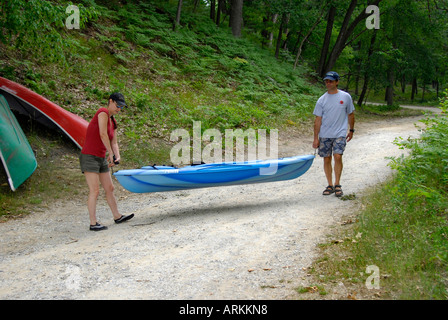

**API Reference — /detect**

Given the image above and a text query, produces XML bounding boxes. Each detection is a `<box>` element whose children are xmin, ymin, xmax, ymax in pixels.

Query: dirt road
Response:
<box><xmin>0</xmin><ymin>107</ymin><xmax>438</xmax><ymax>299</ymax></box>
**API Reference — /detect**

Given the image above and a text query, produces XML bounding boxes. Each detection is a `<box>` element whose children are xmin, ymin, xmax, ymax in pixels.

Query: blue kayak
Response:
<box><xmin>113</xmin><ymin>155</ymin><xmax>314</xmax><ymax>193</ymax></box>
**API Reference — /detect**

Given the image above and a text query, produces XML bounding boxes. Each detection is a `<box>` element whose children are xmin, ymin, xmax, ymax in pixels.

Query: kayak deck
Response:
<box><xmin>114</xmin><ymin>155</ymin><xmax>314</xmax><ymax>193</ymax></box>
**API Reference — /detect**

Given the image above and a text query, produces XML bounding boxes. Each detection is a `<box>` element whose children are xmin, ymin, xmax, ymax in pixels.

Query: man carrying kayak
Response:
<box><xmin>312</xmin><ymin>71</ymin><xmax>355</xmax><ymax>197</ymax></box>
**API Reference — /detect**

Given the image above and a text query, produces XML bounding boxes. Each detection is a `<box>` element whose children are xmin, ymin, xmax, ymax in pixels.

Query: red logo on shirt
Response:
<box><xmin>340</xmin><ymin>100</ymin><xmax>344</xmax><ymax>104</ymax></box>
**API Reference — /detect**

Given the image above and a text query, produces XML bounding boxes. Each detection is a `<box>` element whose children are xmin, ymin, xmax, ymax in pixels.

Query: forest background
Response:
<box><xmin>1</xmin><ymin>0</ymin><xmax>447</xmax><ymax>164</ymax></box>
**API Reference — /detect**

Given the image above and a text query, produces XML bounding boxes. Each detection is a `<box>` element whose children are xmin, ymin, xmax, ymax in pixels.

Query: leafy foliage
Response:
<box><xmin>365</xmin><ymin>92</ymin><xmax>448</xmax><ymax>298</ymax></box>
<box><xmin>0</xmin><ymin>0</ymin><xmax>100</xmax><ymax>63</ymax></box>
<box><xmin>389</xmin><ymin>91</ymin><xmax>448</xmax><ymax>211</ymax></box>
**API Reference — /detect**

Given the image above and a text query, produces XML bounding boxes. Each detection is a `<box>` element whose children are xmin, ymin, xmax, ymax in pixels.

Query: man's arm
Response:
<box><xmin>313</xmin><ymin>116</ymin><xmax>322</xmax><ymax>149</ymax></box>
<box><xmin>346</xmin><ymin>112</ymin><xmax>355</xmax><ymax>142</ymax></box>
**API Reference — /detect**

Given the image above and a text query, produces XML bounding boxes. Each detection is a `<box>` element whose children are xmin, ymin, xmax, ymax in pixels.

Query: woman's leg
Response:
<box><xmin>84</xmin><ymin>172</ymin><xmax>100</xmax><ymax>225</ymax></box>
<box><xmin>99</xmin><ymin>171</ymin><xmax>121</xmax><ymax>220</ymax></box>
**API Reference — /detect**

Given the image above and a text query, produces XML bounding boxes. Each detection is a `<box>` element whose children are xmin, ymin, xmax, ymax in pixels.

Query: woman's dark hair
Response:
<box><xmin>111</xmin><ymin>115</ymin><xmax>117</xmax><ymax>129</ymax></box>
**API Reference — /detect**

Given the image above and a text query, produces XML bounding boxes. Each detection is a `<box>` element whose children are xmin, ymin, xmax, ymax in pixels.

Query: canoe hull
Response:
<box><xmin>0</xmin><ymin>77</ymin><xmax>88</xmax><ymax>149</ymax></box>
<box><xmin>0</xmin><ymin>95</ymin><xmax>37</xmax><ymax>191</ymax></box>
<box><xmin>114</xmin><ymin>155</ymin><xmax>314</xmax><ymax>193</ymax></box>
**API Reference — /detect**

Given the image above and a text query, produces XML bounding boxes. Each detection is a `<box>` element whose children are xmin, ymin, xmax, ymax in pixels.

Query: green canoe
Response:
<box><xmin>0</xmin><ymin>94</ymin><xmax>37</xmax><ymax>191</ymax></box>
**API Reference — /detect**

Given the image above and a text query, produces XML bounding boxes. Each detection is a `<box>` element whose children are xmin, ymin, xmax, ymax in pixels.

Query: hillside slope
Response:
<box><xmin>1</xmin><ymin>1</ymin><xmax>321</xmax><ymax>152</ymax></box>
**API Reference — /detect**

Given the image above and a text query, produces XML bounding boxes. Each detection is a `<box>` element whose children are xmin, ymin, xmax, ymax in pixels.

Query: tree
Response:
<box><xmin>174</xmin><ymin>0</ymin><xmax>183</xmax><ymax>30</ymax></box>
<box><xmin>348</xmin><ymin>0</ymin><xmax>448</xmax><ymax>106</ymax></box>
<box><xmin>357</xmin><ymin>30</ymin><xmax>377</xmax><ymax>105</ymax></box>
<box><xmin>317</xmin><ymin>0</ymin><xmax>383</xmax><ymax>77</ymax></box>
<box><xmin>210</xmin><ymin>0</ymin><xmax>216</xmax><ymax>22</ymax></box>
<box><xmin>316</xmin><ymin>4</ymin><xmax>336</xmax><ymax>77</ymax></box>
<box><xmin>274</xmin><ymin>12</ymin><xmax>288</xmax><ymax>58</ymax></box>
<box><xmin>293</xmin><ymin>0</ymin><xmax>328</xmax><ymax>69</ymax></box>
<box><xmin>216</xmin><ymin>0</ymin><xmax>224</xmax><ymax>26</ymax></box>
<box><xmin>229</xmin><ymin>0</ymin><xmax>243</xmax><ymax>37</ymax></box>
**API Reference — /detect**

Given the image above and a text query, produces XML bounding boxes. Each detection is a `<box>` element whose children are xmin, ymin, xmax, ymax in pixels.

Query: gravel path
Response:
<box><xmin>0</xmin><ymin>108</ymin><xmax>438</xmax><ymax>300</ymax></box>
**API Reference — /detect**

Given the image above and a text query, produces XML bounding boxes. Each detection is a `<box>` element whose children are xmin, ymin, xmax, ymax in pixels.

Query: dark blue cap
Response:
<box><xmin>323</xmin><ymin>71</ymin><xmax>340</xmax><ymax>81</ymax></box>
<box><xmin>109</xmin><ymin>92</ymin><xmax>127</xmax><ymax>107</ymax></box>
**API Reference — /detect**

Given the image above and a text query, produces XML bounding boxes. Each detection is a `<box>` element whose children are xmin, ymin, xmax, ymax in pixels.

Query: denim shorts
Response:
<box><xmin>318</xmin><ymin>137</ymin><xmax>347</xmax><ymax>157</ymax></box>
<box><xmin>79</xmin><ymin>153</ymin><xmax>109</xmax><ymax>173</ymax></box>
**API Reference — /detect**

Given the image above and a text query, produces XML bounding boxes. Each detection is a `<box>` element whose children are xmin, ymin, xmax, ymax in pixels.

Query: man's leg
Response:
<box><xmin>323</xmin><ymin>156</ymin><xmax>333</xmax><ymax>187</ymax></box>
<box><xmin>333</xmin><ymin>153</ymin><xmax>343</xmax><ymax>186</ymax></box>
<box><xmin>332</xmin><ymin>137</ymin><xmax>346</xmax><ymax>196</ymax></box>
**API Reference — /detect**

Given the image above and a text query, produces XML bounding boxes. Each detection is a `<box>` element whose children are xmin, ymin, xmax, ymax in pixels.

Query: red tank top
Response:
<box><xmin>81</xmin><ymin>108</ymin><xmax>115</xmax><ymax>158</ymax></box>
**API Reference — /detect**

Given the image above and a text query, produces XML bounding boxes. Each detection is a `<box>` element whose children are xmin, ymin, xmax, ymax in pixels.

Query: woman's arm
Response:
<box><xmin>111</xmin><ymin>130</ymin><xmax>120</xmax><ymax>163</ymax></box>
<box><xmin>98</xmin><ymin>112</ymin><xmax>115</xmax><ymax>166</ymax></box>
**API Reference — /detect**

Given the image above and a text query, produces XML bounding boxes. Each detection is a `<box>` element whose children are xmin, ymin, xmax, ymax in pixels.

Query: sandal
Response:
<box><xmin>114</xmin><ymin>213</ymin><xmax>134</xmax><ymax>224</ymax></box>
<box><xmin>323</xmin><ymin>185</ymin><xmax>334</xmax><ymax>195</ymax></box>
<box><xmin>90</xmin><ymin>222</ymin><xmax>108</xmax><ymax>231</ymax></box>
<box><xmin>334</xmin><ymin>185</ymin><xmax>344</xmax><ymax>197</ymax></box>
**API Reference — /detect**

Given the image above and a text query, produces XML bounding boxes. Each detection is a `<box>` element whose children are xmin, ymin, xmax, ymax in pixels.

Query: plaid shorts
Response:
<box><xmin>318</xmin><ymin>137</ymin><xmax>347</xmax><ymax>157</ymax></box>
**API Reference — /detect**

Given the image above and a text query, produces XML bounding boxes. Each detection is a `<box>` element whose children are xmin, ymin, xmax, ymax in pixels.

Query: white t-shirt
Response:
<box><xmin>313</xmin><ymin>90</ymin><xmax>355</xmax><ymax>138</ymax></box>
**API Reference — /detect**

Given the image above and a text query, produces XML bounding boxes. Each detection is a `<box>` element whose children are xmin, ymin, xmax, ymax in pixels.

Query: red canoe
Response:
<box><xmin>0</xmin><ymin>76</ymin><xmax>88</xmax><ymax>149</ymax></box>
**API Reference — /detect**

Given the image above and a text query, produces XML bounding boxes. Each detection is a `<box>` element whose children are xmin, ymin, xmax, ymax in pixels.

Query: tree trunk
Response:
<box><xmin>421</xmin><ymin>83</ymin><xmax>426</xmax><ymax>101</ymax></box>
<box><xmin>324</xmin><ymin>0</ymin><xmax>358</xmax><ymax>75</ymax></box>
<box><xmin>385</xmin><ymin>68</ymin><xmax>394</xmax><ymax>106</ymax></box>
<box><xmin>269</xmin><ymin>14</ymin><xmax>278</xmax><ymax>47</ymax></box>
<box><xmin>275</xmin><ymin>12</ymin><xmax>286</xmax><ymax>59</ymax></box>
<box><xmin>193</xmin><ymin>0</ymin><xmax>199</xmax><ymax>13</ymax></box>
<box><xmin>401</xmin><ymin>74</ymin><xmax>406</xmax><ymax>93</ymax></box>
<box><xmin>358</xmin><ymin>30</ymin><xmax>377</xmax><ymax>106</ymax></box>
<box><xmin>323</xmin><ymin>0</ymin><xmax>382</xmax><ymax>75</ymax></box>
<box><xmin>229</xmin><ymin>0</ymin><xmax>243</xmax><ymax>37</ymax></box>
<box><xmin>411</xmin><ymin>78</ymin><xmax>417</xmax><ymax>101</ymax></box>
<box><xmin>317</xmin><ymin>5</ymin><xmax>336</xmax><ymax>77</ymax></box>
<box><xmin>345</xmin><ymin>73</ymin><xmax>351</xmax><ymax>91</ymax></box>
<box><xmin>216</xmin><ymin>0</ymin><xmax>223</xmax><ymax>26</ymax></box>
<box><xmin>261</xmin><ymin>16</ymin><xmax>270</xmax><ymax>48</ymax></box>
<box><xmin>282</xmin><ymin>13</ymin><xmax>291</xmax><ymax>50</ymax></box>
<box><xmin>436</xmin><ymin>80</ymin><xmax>439</xmax><ymax>98</ymax></box>
<box><xmin>294</xmin><ymin>6</ymin><xmax>324</xmax><ymax>69</ymax></box>
<box><xmin>210</xmin><ymin>0</ymin><xmax>216</xmax><ymax>22</ymax></box>
<box><xmin>174</xmin><ymin>0</ymin><xmax>183</xmax><ymax>31</ymax></box>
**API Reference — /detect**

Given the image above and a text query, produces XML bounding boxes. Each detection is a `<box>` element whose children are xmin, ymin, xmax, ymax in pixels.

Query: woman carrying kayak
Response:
<box><xmin>79</xmin><ymin>92</ymin><xmax>134</xmax><ymax>231</ymax></box>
